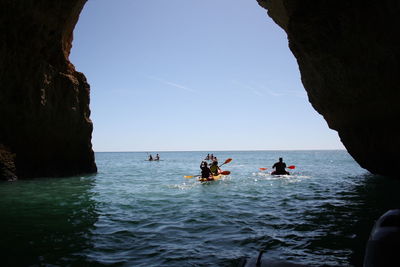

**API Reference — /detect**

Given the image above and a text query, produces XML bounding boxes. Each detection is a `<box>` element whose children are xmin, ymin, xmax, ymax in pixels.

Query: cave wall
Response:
<box><xmin>258</xmin><ymin>0</ymin><xmax>400</xmax><ymax>176</ymax></box>
<box><xmin>0</xmin><ymin>0</ymin><xmax>96</xmax><ymax>180</ymax></box>
<box><xmin>1</xmin><ymin>0</ymin><xmax>399</xmax><ymax>179</ymax></box>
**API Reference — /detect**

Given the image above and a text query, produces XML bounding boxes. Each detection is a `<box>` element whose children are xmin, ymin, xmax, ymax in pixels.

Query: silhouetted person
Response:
<box><xmin>155</xmin><ymin>154</ymin><xmax>160</xmax><ymax>161</ymax></box>
<box><xmin>272</xmin><ymin>157</ymin><xmax>289</xmax><ymax>175</ymax></box>
<box><xmin>148</xmin><ymin>154</ymin><xmax>153</xmax><ymax>161</ymax></box>
<box><xmin>212</xmin><ymin>157</ymin><xmax>218</xmax><ymax>165</ymax></box>
<box><xmin>200</xmin><ymin>161</ymin><xmax>211</xmax><ymax>179</ymax></box>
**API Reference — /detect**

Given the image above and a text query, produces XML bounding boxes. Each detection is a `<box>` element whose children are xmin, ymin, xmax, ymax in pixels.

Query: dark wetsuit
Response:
<box><xmin>200</xmin><ymin>165</ymin><xmax>211</xmax><ymax>179</ymax></box>
<box><xmin>272</xmin><ymin>161</ymin><xmax>289</xmax><ymax>175</ymax></box>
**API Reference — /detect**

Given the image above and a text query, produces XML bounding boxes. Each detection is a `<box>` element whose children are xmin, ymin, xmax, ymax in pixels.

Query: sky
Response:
<box><xmin>70</xmin><ymin>0</ymin><xmax>345</xmax><ymax>152</ymax></box>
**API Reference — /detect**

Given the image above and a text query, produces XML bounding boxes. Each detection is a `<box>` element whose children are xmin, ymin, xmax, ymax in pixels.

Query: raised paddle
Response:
<box><xmin>219</xmin><ymin>158</ymin><xmax>232</xmax><ymax>167</ymax></box>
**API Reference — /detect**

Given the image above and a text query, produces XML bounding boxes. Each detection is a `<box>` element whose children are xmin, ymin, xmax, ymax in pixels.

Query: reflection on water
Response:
<box><xmin>0</xmin><ymin>176</ymin><xmax>98</xmax><ymax>266</ymax></box>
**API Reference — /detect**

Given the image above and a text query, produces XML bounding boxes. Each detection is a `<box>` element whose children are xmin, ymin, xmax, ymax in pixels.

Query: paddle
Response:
<box><xmin>184</xmin><ymin>170</ymin><xmax>231</xmax><ymax>179</ymax></box>
<box><xmin>184</xmin><ymin>175</ymin><xmax>200</xmax><ymax>179</ymax></box>
<box><xmin>259</xmin><ymin>165</ymin><xmax>295</xmax><ymax>170</ymax></box>
<box><xmin>219</xmin><ymin>158</ymin><xmax>232</xmax><ymax>167</ymax></box>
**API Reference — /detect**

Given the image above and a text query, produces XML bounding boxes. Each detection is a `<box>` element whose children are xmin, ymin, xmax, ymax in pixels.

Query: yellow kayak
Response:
<box><xmin>198</xmin><ymin>174</ymin><xmax>224</xmax><ymax>182</ymax></box>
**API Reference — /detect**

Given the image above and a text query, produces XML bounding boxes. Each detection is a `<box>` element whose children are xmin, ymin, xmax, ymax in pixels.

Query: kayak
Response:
<box><xmin>198</xmin><ymin>174</ymin><xmax>224</xmax><ymax>182</ymax></box>
<box><xmin>271</xmin><ymin>171</ymin><xmax>290</xmax><ymax>175</ymax></box>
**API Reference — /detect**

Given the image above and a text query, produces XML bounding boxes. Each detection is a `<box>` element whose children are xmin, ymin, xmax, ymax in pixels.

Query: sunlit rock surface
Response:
<box><xmin>0</xmin><ymin>0</ymin><xmax>96</xmax><ymax>180</ymax></box>
<box><xmin>258</xmin><ymin>0</ymin><xmax>400</xmax><ymax>176</ymax></box>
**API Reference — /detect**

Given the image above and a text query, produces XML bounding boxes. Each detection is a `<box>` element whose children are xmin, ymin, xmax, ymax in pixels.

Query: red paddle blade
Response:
<box><xmin>220</xmin><ymin>171</ymin><xmax>230</xmax><ymax>175</ymax></box>
<box><xmin>224</xmin><ymin>158</ymin><xmax>232</xmax><ymax>164</ymax></box>
<box><xmin>287</xmin><ymin>165</ymin><xmax>296</xmax><ymax>169</ymax></box>
<box><xmin>259</xmin><ymin>168</ymin><xmax>267</xmax><ymax>171</ymax></box>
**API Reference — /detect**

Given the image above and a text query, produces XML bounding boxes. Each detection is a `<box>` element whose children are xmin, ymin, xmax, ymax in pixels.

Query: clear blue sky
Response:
<box><xmin>70</xmin><ymin>0</ymin><xmax>345</xmax><ymax>152</ymax></box>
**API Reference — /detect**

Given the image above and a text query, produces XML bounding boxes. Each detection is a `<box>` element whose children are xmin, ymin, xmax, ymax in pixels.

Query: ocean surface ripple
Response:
<box><xmin>1</xmin><ymin>151</ymin><xmax>399</xmax><ymax>266</ymax></box>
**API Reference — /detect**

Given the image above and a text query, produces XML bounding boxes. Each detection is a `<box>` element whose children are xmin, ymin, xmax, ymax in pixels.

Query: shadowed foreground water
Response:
<box><xmin>0</xmin><ymin>151</ymin><xmax>399</xmax><ymax>266</ymax></box>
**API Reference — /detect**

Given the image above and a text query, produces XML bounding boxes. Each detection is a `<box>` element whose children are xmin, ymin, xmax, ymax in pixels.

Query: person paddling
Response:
<box><xmin>148</xmin><ymin>154</ymin><xmax>153</xmax><ymax>161</ymax></box>
<box><xmin>212</xmin><ymin>157</ymin><xmax>218</xmax><ymax>165</ymax></box>
<box><xmin>272</xmin><ymin>157</ymin><xmax>290</xmax><ymax>175</ymax></box>
<box><xmin>200</xmin><ymin>161</ymin><xmax>212</xmax><ymax>180</ymax></box>
<box><xmin>204</xmin><ymin>154</ymin><xmax>210</xmax><ymax>160</ymax></box>
<box><xmin>209</xmin><ymin>161</ymin><xmax>220</xmax><ymax>176</ymax></box>
<box><xmin>155</xmin><ymin>154</ymin><xmax>160</xmax><ymax>161</ymax></box>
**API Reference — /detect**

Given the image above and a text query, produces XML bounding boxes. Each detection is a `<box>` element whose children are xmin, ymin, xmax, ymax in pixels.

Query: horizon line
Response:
<box><xmin>94</xmin><ymin>149</ymin><xmax>347</xmax><ymax>153</ymax></box>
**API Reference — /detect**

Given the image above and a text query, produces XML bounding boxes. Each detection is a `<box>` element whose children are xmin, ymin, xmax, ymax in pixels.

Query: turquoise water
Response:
<box><xmin>1</xmin><ymin>151</ymin><xmax>400</xmax><ymax>266</ymax></box>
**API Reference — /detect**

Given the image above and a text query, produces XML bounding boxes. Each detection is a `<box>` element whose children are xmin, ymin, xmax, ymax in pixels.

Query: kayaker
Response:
<box><xmin>209</xmin><ymin>161</ymin><xmax>220</xmax><ymax>176</ymax></box>
<box><xmin>148</xmin><ymin>154</ymin><xmax>153</xmax><ymax>161</ymax></box>
<box><xmin>204</xmin><ymin>154</ymin><xmax>210</xmax><ymax>160</ymax></box>
<box><xmin>210</xmin><ymin>154</ymin><xmax>214</xmax><ymax>160</ymax></box>
<box><xmin>272</xmin><ymin>157</ymin><xmax>290</xmax><ymax>175</ymax></box>
<box><xmin>200</xmin><ymin>161</ymin><xmax>211</xmax><ymax>179</ymax></box>
<box><xmin>155</xmin><ymin>154</ymin><xmax>160</xmax><ymax>161</ymax></box>
<box><xmin>213</xmin><ymin>157</ymin><xmax>218</xmax><ymax>164</ymax></box>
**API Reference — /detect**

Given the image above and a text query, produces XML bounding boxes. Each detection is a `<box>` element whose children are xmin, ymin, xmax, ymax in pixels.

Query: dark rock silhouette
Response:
<box><xmin>0</xmin><ymin>0</ymin><xmax>96</xmax><ymax>180</ymax></box>
<box><xmin>1</xmin><ymin>0</ymin><xmax>399</xmax><ymax>178</ymax></box>
<box><xmin>258</xmin><ymin>0</ymin><xmax>400</xmax><ymax>176</ymax></box>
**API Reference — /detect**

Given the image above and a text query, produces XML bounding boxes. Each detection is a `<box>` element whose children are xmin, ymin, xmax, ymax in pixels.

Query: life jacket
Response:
<box><xmin>210</xmin><ymin>165</ymin><xmax>219</xmax><ymax>175</ymax></box>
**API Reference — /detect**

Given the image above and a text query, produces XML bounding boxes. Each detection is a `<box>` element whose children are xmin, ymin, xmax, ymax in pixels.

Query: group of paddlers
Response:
<box><xmin>200</xmin><ymin>155</ymin><xmax>291</xmax><ymax>179</ymax></box>
<box><xmin>148</xmin><ymin>154</ymin><xmax>160</xmax><ymax>161</ymax></box>
<box><xmin>200</xmin><ymin>161</ymin><xmax>220</xmax><ymax>179</ymax></box>
<box><xmin>200</xmin><ymin>154</ymin><xmax>221</xmax><ymax>179</ymax></box>
<box><xmin>204</xmin><ymin>153</ymin><xmax>216</xmax><ymax>161</ymax></box>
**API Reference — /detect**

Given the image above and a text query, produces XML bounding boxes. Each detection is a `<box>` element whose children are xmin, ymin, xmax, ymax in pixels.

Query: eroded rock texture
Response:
<box><xmin>258</xmin><ymin>0</ymin><xmax>400</xmax><ymax>176</ymax></box>
<box><xmin>0</xmin><ymin>0</ymin><xmax>97</xmax><ymax>180</ymax></box>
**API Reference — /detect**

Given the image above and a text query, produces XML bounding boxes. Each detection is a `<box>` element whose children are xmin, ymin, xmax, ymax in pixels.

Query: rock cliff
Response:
<box><xmin>0</xmin><ymin>0</ymin><xmax>96</xmax><ymax>180</ymax></box>
<box><xmin>1</xmin><ymin>0</ymin><xmax>399</xmax><ymax>179</ymax></box>
<box><xmin>258</xmin><ymin>0</ymin><xmax>400</xmax><ymax>176</ymax></box>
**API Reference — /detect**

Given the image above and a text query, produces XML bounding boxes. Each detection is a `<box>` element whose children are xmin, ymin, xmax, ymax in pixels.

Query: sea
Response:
<box><xmin>1</xmin><ymin>150</ymin><xmax>399</xmax><ymax>266</ymax></box>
